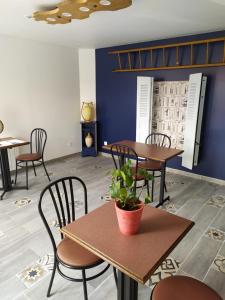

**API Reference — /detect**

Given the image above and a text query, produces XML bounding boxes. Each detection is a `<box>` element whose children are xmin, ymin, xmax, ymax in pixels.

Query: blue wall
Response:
<box><xmin>96</xmin><ymin>31</ymin><xmax>225</xmax><ymax>180</ymax></box>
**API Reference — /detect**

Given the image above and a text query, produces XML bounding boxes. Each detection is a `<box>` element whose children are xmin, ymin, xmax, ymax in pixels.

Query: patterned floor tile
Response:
<box><xmin>205</xmin><ymin>227</ymin><xmax>225</xmax><ymax>242</ymax></box>
<box><xmin>16</xmin><ymin>254</ymin><xmax>53</xmax><ymax>288</ymax></box>
<box><xmin>101</xmin><ymin>193</ymin><xmax>111</xmax><ymax>202</ymax></box>
<box><xmin>16</xmin><ymin>264</ymin><xmax>48</xmax><ymax>288</ymax></box>
<box><xmin>14</xmin><ymin>197</ymin><xmax>31</xmax><ymax>208</ymax></box>
<box><xmin>166</xmin><ymin>180</ymin><xmax>185</xmax><ymax>186</ymax></box>
<box><xmin>37</xmin><ymin>253</ymin><xmax>54</xmax><ymax>271</ymax></box>
<box><xmin>161</xmin><ymin>203</ymin><xmax>177</xmax><ymax>214</ymax></box>
<box><xmin>212</xmin><ymin>255</ymin><xmax>225</xmax><ymax>273</ymax></box>
<box><xmin>149</xmin><ymin>257</ymin><xmax>180</xmax><ymax>287</ymax></box>
<box><xmin>207</xmin><ymin>195</ymin><xmax>225</xmax><ymax>208</ymax></box>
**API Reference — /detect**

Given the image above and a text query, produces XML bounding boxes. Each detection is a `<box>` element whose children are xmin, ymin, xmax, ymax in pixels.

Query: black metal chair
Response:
<box><xmin>110</xmin><ymin>144</ymin><xmax>150</xmax><ymax>195</ymax></box>
<box><xmin>139</xmin><ymin>133</ymin><xmax>171</xmax><ymax>201</ymax></box>
<box><xmin>38</xmin><ymin>176</ymin><xmax>114</xmax><ymax>300</ymax></box>
<box><xmin>15</xmin><ymin>128</ymin><xmax>50</xmax><ymax>189</ymax></box>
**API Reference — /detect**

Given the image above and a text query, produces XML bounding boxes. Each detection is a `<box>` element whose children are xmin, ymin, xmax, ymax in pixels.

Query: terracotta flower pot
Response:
<box><xmin>115</xmin><ymin>201</ymin><xmax>144</xmax><ymax>235</ymax></box>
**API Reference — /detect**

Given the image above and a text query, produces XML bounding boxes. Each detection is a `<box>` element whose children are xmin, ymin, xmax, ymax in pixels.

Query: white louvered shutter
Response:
<box><xmin>136</xmin><ymin>77</ymin><xmax>154</xmax><ymax>143</ymax></box>
<box><xmin>182</xmin><ymin>73</ymin><xmax>207</xmax><ymax>169</ymax></box>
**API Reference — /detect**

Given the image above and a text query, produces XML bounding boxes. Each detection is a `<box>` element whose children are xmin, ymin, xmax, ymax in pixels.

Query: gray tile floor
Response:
<box><xmin>1</xmin><ymin>154</ymin><xmax>225</xmax><ymax>300</ymax></box>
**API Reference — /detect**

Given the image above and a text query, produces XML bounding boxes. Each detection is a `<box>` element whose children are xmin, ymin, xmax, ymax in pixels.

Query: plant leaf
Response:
<box><xmin>144</xmin><ymin>195</ymin><xmax>152</xmax><ymax>204</ymax></box>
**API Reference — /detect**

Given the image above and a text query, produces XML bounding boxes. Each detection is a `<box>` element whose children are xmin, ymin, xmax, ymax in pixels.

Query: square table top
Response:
<box><xmin>0</xmin><ymin>137</ymin><xmax>29</xmax><ymax>150</ymax></box>
<box><xmin>61</xmin><ymin>201</ymin><xmax>194</xmax><ymax>284</ymax></box>
<box><xmin>103</xmin><ymin>140</ymin><xmax>183</xmax><ymax>163</ymax></box>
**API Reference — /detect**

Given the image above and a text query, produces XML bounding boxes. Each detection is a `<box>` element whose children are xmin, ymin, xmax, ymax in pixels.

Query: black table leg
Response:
<box><xmin>156</xmin><ymin>162</ymin><xmax>170</xmax><ymax>208</ymax></box>
<box><xmin>117</xmin><ymin>270</ymin><xmax>138</xmax><ymax>300</ymax></box>
<box><xmin>0</xmin><ymin>149</ymin><xmax>12</xmax><ymax>199</ymax></box>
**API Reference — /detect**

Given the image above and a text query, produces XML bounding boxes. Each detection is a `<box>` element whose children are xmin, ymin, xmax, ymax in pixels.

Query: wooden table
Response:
<box><xmin>103</xmin><ymin>140</ymin><xmax>183</xmax><ymax>207</ymax></box>
<box><xmin>61</xmin><ymin>201</ymin><xmax>194</xmax><ymax>300</ymax></box>
<box><xmin>0</xmin><ymin>137</ymin><xmax>29</xmax><ymax>199</ymax></box>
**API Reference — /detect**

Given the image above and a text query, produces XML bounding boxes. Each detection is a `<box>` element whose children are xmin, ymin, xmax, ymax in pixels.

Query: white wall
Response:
<box><xmin>78</xmin><ymin>49</ymin><xmax>96</xmax><ymax>120</ymax></box>
<box><xmin>0</xmin><ymin>35</ymin><xmax>81</xmax><ymax>162</ymax></box>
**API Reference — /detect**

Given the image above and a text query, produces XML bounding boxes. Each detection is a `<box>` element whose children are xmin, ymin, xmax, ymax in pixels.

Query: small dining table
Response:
<box><xmin>61</xmin><ymin>201</ymin><xmax>194</xmax><ymax>300</ymax></box>
<box><xmin>0</xmin><ymin>137</ymin><xmax>29</xmax><ymax>199</ymax></box>
<box><xmin>103</xmin><ymin>140</ymin><xmax>183</xmax><ymax>207</ymax></box>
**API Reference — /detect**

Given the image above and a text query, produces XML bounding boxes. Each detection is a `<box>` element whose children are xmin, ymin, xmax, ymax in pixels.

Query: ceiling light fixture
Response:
<box><xmin>33</xmin><ymin>0</ymin><xmax>132</xmax><ymax>24</ymax></box>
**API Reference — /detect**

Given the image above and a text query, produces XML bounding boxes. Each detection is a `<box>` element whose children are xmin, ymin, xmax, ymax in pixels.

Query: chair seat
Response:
<box><xmin>131</xmin><ymin>167</ymin><xmax>145</xmax><ymax>181</ymax></box>
<box><xmin>16</xmin><ymin>153</ymin><xmax>41</xmax><ymax>161</ymax></box>
<box><xmin>57</xmin><ymin>238</ymin><xmax>102</xmax><ymax>267</ymax></box>
<box><xmin>152</xmin><ymin>276</ymin><xmax>222</xmax><ymax>300</ymax></box>
<box><xmin>139</xmin><ymin>160</ymin><xmax>163</xmax><ymax>171</ymax></box>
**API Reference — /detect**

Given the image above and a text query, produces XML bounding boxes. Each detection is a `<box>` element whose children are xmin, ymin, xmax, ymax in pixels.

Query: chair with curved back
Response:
<box><xmin>110</xmin><ymin>144</ymin><xmax>150</xmax><ymax>195</ymax></box>
<box><xmin>139</xmin><ymin>133</ymin><xmax>171</xmax><ymax>202</ymax></box>
<box><xmin>38</xmin><ymin>176</ymin><xmax>112</xmax><ymax>300</ymax></box>
<box><xmin>150</xmin><ymin>275</ymin><xmax>222</xmax><ymax>300</ymax></box>
<box><xmin>15</xmin><ymin>128</ymin><xmax>50</xmax><ymax>189</ymax></box>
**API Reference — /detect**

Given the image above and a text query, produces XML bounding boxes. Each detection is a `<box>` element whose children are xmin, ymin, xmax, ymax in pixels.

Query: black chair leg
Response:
<box><xmin>113</xmin><ymin>267</ymin><xmax>118</xmax><ymax>288</ymax></box>
<box><xmin>163</xmin><ymin>165</ymin><xmax>167</xmax><ymax>192</ymax></box>
<box><xmin>25</xmin><ymin>162</ymin><xmax>28</xmax><ymax>189</ymax></box>
<box><xmin>42</xmin><ymin>159</ymin><xmax>51</xmax><ymax>182</ymax></box>
<box><xmin>47</xmin><ymin>258</ymin><xmax>57</xmax><ymax>297</ymax></box>
<box><xmin>164</xmin><ymin>182</ymin><xmax>167</xmax><ymax>193</ymax></box>
<box><xmin>146</xmin><ymin>179</ymin><xmax>150</xmax><ymax>197</ymax></box>
<box><xmin>82</xmin><ymin>269</ymin><xmax>88</xmax><ymax>300</ymax></box>
<box><xmin>15</xmin><ymin>161</ymin><xmax>18</xmax><ymax>185</ymax></box>
<box><xmin>151</xmin><ymin>171</ymin><xmax>155</xmax><ymax>202</ymax></box>
<box><xmin>32</xmin><ymin>162</ymin><xmax>37</xmax><ymax>176</ymax></box>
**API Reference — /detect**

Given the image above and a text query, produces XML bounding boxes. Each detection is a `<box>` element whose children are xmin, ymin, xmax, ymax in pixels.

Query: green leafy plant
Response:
<box><xmin>109</xmin><ymin>159</ymin><xmax>153</xmax><ymax>211</ymax></box>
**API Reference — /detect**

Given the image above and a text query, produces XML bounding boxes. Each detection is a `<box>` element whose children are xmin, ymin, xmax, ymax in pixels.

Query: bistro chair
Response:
<box><xmin>139</xmin><ymin>133</ymin><xmax>171</xmax><ymax>201</ymax></box>
<box><xmin>38</xmin><ymin>176</ymin><xmax>114</xmax><ymax>300</ymax></box>
<box><xmin>110</xmin><ymin>144</ymin><xmax>150</xmax><ymax>195</ymax></box>
<box><xmin>150</xmin><ymin>275</ymin><xmax>222</xmax><ymax>300</ymax></box>
<box><xmin>15</xmin><ymin>128</ymin><xmax>50</xmax><ymax>189</ymax></box>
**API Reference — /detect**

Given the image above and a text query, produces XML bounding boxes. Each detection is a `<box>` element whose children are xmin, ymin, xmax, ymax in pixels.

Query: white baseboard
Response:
<box><xmin>100</xmin><ymin>151</ymin><xmax>225</xmax><ymax>186</ymax></box>
<box><xmin>100</xmin><ymin>151</ymin><xmax>111</xmax><ymax>158</ymax></box>
<box><xmin>166</xmin><ymin>167</ymin><xmax>225</xmax><ymax>186</ymax></box>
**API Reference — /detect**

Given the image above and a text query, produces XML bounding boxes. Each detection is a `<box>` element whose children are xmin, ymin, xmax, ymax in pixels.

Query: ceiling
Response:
<box><xmin>1</xmin><ymin>0</ymin><xmax>225</xmax><ymax>49</ymax></box>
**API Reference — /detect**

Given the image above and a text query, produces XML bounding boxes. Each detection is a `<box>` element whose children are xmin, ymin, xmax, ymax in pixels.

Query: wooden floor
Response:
<box><xmin>0</xmin><ymin>154</ymin><xmax>225</xmax><ymax>300</ymax></box>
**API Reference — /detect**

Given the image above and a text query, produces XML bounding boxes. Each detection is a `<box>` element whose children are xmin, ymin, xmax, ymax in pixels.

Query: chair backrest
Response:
<box><xmin>30</xmin><ymin>128</ymin><xmax>47</xmax><ymax>156</ymax></box>
<box><xmin>38</xmin><ymin>176</ymin><xmax>88</xmax><ymax>252</ymax></box>
<box><xmin>110</xmin><ymin>144</ymin><xmax>139</xmax><ymax>189</ymax></box>
<box><xmin>145</xmin><ymin>133</ymin><xmax>171</xmax><ymax>148</ymax></box>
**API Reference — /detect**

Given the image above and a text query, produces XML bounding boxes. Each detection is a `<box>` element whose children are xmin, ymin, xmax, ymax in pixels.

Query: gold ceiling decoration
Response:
<box><xmin>33</xmin><ymin>0</ymin><xmax>132</xmax><ymax>24</ymax></box>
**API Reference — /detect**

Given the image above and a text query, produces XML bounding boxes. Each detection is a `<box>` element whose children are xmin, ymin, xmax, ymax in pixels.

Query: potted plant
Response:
<box><xmin>109</xmin><ymin>159</ymin><xmax>153</xmax><ymax>235</ymax></box>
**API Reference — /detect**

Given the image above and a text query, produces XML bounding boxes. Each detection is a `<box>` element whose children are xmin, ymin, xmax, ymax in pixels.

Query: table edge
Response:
<box><xmin>102</xmin><ymin>142</ymin><xmax>183</xmax><ymax>163</ymax></box>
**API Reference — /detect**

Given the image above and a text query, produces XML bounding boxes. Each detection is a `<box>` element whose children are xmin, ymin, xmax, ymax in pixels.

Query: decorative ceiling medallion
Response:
<box><xmin>33</xmin><ymin>0</ymin><xmax>132</xmax><ymax>24</ymax></box>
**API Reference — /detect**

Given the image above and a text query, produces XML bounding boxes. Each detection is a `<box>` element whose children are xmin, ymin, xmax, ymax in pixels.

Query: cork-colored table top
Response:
<box><xmin>103</xmin><ymin>140</ymin><xmax>183</xmax><ymax>162</ymax></box>
<box><xmin>61</xmin><ymin>201</ymin><xmax>194</xmax><ymax>284</ymax></box>
<box><xmin>0</xmin><ymin>137</ymin><xmax>29</xmax><ymax>150</ymax></box>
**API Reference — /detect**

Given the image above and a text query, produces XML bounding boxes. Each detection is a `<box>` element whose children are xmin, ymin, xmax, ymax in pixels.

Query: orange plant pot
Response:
<box><xmin>115</xmin><ymin>201</ymin><xmax>144</xmax><ymax>235</ymax></box>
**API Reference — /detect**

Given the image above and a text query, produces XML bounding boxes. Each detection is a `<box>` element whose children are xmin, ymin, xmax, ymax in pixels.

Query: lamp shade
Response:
<box><xmin>0</xmin><ymin>120</ymin><xmax>4</xmax><ymax>134</ymax></box>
